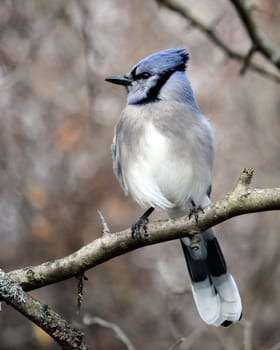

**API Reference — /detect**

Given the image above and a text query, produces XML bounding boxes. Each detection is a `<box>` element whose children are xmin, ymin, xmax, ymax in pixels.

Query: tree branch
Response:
<box><xmin>229</xmin><ymin>0</ymin><xmax>280</xmax><ymax>69</ymax></box>
<box><xmin>0</xmin><ymin>269</ymin><xmax>87</xmax><ymax>350</ymax></box>
<box><xmin>6</xmin><ymin>169</ymin><xmax>280</xmax><ymax>292</ymax></box>
<box><xmin>83</xmin><ymin>315</ymin><xmax>135</xmax><ymax>350</ymax></box>
<box><xmin>156</xmin><ymin>0</ymin><xmax>280</xmax><ymax>83</ymax></box>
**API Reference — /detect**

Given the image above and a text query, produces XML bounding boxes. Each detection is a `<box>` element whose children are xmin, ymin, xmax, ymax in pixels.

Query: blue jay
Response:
<box><xmin>105</xmin><ymin>48</ymin><xmax>242</xmax><ymax>327</ymax></box>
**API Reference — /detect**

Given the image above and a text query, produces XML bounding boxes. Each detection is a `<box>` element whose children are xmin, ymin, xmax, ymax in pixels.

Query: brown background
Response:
<box><xmin>0</xmin><ymin>1</ymin><xmax>279</xmax><ymax>349</ymax></box>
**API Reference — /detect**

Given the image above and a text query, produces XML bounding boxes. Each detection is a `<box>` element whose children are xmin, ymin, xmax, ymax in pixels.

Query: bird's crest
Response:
<box><xmin>132</xmin><ymin>48</ymin><xmax>189</xmax><ymax>76</ymax></box>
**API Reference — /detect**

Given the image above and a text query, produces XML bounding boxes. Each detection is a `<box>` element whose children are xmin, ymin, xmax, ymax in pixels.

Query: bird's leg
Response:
<box><xmin>131</xmin><ymin>207</ymin><xmax>154</xmax><ymax>239</ymax></box>
<box><xmin>189</xmin><ymin>199</ymin><xmax>204</xmax><ymax>223</ymax></box>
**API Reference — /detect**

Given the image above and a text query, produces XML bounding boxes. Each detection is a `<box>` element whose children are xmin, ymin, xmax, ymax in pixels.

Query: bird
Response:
<box><xmin>105</xmin><ymin>48</ymin><xmax>242</xmax><ymax>327</ymax></box>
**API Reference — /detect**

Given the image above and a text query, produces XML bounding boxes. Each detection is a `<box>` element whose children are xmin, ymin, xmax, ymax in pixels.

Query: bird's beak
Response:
<box><xmin>105</xmin><ymin>74</ymin><xmax>132</xmax><ymax>86</ymax></box>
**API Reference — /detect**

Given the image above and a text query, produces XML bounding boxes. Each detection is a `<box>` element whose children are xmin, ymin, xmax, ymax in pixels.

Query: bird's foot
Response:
<box><xmin>189</xmin><ymin>199</ymin><xmax>204</xmax><ymax>223</ymax></box>
<box><xmin>131</xmin><ymin>216</ymin><xmax>149</xmax><ymax>240</ymax></box>
<box><xmin>131</xmin><ymin>207</ymin><xmax>154</xmax><ymax>240</ymax></box>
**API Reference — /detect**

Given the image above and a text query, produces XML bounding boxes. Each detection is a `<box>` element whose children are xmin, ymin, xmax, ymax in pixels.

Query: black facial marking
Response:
<box><xmin>149</xmin><ymin>64</ymin><xmax>186</xmax><ymax>103</ymax></box>
<box><xmin>145</xmin><ymin>70</ymin><xmax>174</xmax><ymax>102</ymax></box>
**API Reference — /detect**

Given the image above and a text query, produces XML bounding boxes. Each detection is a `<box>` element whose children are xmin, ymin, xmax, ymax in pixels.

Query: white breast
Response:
<box><xmin>126</xmin><ymin>121</ymin><xmax>194</xmax><ymax>210</ymax></box>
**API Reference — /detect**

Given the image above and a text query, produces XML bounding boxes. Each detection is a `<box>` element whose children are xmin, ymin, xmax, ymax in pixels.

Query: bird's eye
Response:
<box><xmin>136</xmin><ymin>72</ymin><xmax>151</xmax><ymax>80</ymax></box>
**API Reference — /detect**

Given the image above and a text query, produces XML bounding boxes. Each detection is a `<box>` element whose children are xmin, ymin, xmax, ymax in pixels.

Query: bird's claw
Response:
<box><xmin>189</xmin><ymin>200</ymin><xmax>204</xmax><ymax>223</ymax></box>
<box><xmin>131</xmin><ymin>216</ymin><xmax>149</xmax><ymax>240</ymax></box>
<box><xmin>131</xmin><ymin>207</ymin><xmax>154</xmax><ymax>239</ymax></box>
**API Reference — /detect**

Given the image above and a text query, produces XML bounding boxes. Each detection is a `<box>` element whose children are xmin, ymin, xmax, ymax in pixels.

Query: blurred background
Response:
<box><xmin>0</xmin><ymin>0</ymin><xmax>279</xmax><ymax>349</ymax></box>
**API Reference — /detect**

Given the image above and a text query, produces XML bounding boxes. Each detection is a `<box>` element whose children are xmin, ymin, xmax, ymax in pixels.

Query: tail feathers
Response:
<box><xmin>191</xmin><ymin>279</ymin><xmax>222</xmax><ymax>326</ymax></box>
<box><xmin>180</xmin><ymin>229</ymin><xmax>242</xmax><ymax>327</ymax></box>
<box><xmin>191</xmin><ymin>273</ymin><xmax>242</xmax><ymax>326</ymax></box>
<box><xmin>212</xmin><ymin>274</ymin><xmax>242</xmax><ymax>324</ymax></box>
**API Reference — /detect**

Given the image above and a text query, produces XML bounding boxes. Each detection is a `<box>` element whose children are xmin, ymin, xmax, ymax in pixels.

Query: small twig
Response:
<box><xmin>167</xmin><ymin>337</ymin><xmax>185</xmax><ymax>350</ymax></box>
<box><xmin>157</xmin><ymin>0</ymin><xmax>280</xmax><ymax>83</ymax></box>
<box><xmin>0</xmin><ymin>269</ymin><xmax>87</xmax><ymax>350</ymax></box>
<box><xmin>189</xmin><ymin>231</ymin><xmax>202</xmax><ymax>251</ymax></box>
<box><xmin>240</xmin><ymin>320</ymin><xmax>252</xmax><ymax>350</ymax></box>
<box><xmin>97</xmin><ymin>210</ymin><xmax>111</xmax><ymax>235</ymax></box>
<box><xmin>76</xmin><ymin>274</ymin><xmax>88</xmax><ymax>313</ymax></box>
<box><xmin>240</xmin><ymin>46</ymin><xmax>258</xmax><ymax>75</ymax></box>
<box><xmin>83</xmin><ymin>315</ymin><xmax>135</xmax><ymax>350</ymax></box>
<box><xmin>180</xmin><ymin>326</ymin><xmax>206</xmax><ymax>350</ymax></box>
<box><xmin>229</xmin><ymin>0</ymin><xmax>280</xmax><ymax>69</ymax></box>
<box><xmin>74</xmin><ymin>0</ymin><xmax>97</xmax><ymax>118</ymax></box>
<box><xmin>213</xmin><ymin>328</ymin><xmax>236</xmax><ymax>350</ymax></box>
<box><xmin>231</xmin><ymin>167</ymin><xmax>254</xmax><ymax>196</ymax></box>
<box><xmin>243</xmin><ymin>320</ymin><xmax>252</xmax><ymax>350</ymax></box>
<box><xmin>237</xmin><ymin>319</ymin><xmax>253</xmax><ymax>350</ymax></box>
